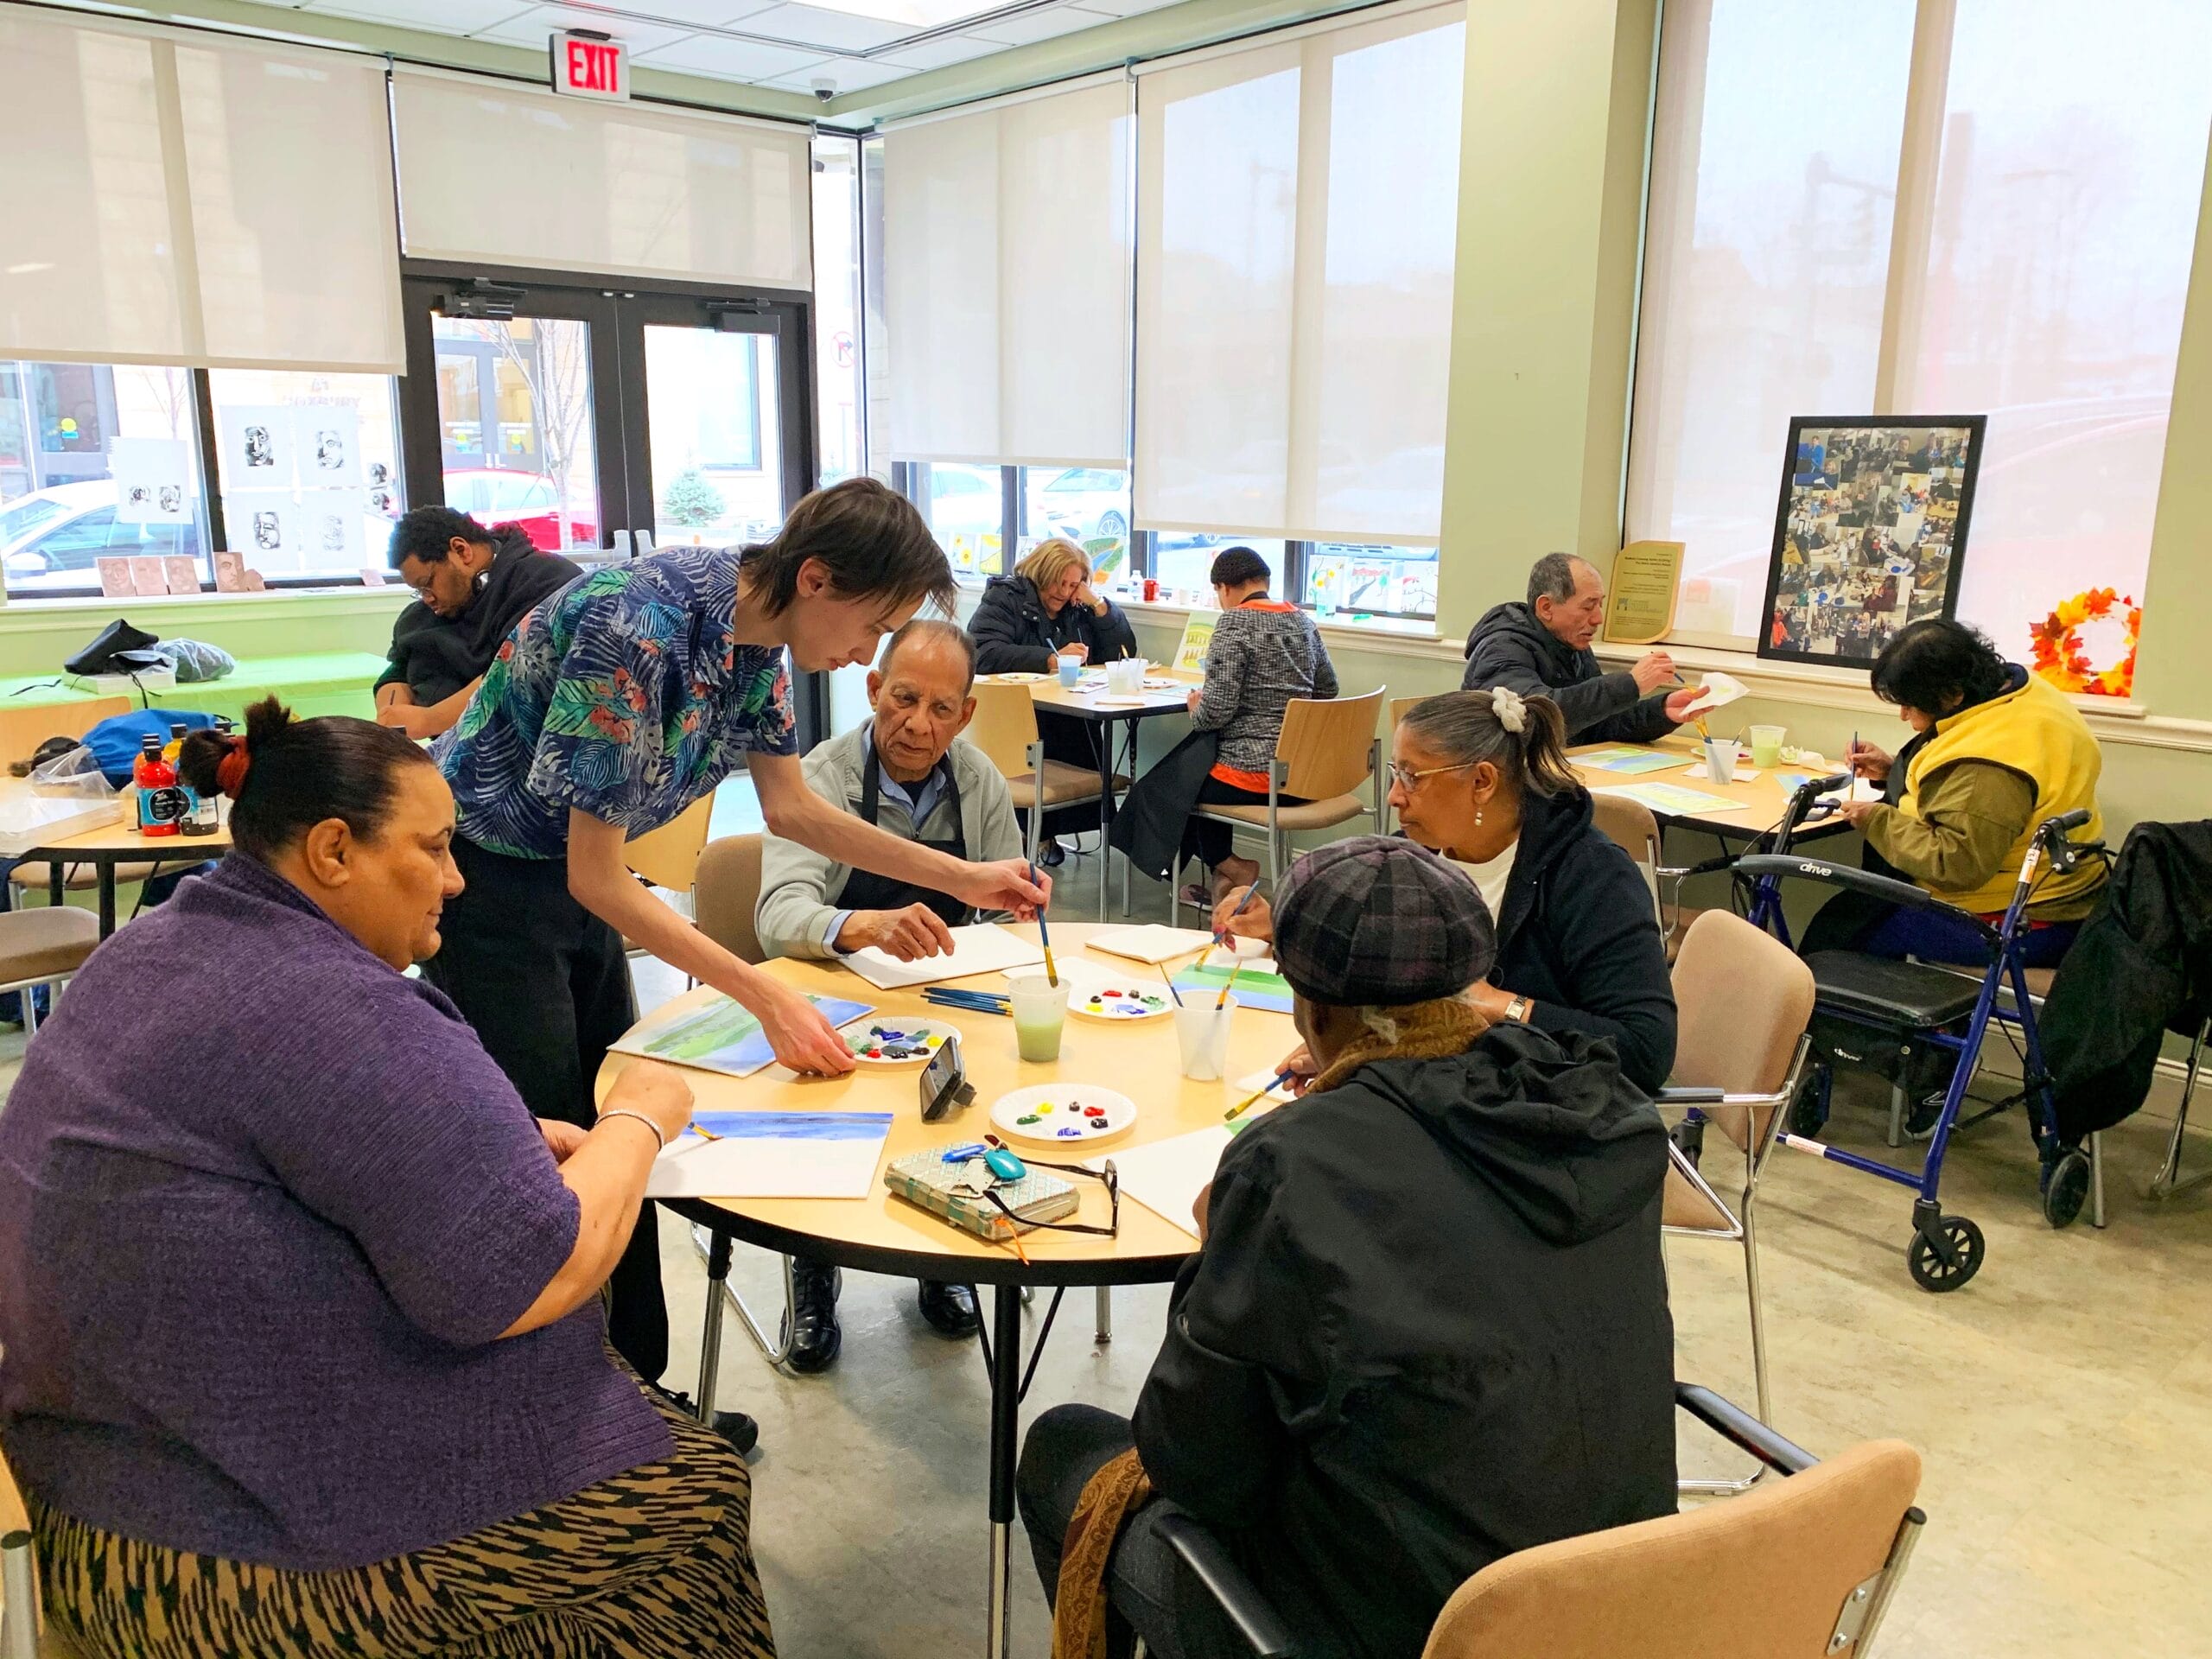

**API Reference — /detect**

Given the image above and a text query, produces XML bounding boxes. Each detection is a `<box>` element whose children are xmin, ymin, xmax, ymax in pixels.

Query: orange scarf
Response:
<box><xmin>1051</xmin><ymin>1449</ymin><xmax>1154</xmax><ymax>1659</ymax></box>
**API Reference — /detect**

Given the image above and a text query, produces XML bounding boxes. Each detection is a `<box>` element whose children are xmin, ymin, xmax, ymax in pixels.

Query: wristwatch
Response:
<box><xmin>1502</xmin><ymin>995</ymin><xmax>1533</xmax><ymax>1024</ymax></box>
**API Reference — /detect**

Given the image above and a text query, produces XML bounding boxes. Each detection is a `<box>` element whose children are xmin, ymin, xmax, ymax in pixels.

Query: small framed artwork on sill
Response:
<box><xmin>1759</xmin><ymin>416</ymin><xmax>1985</xmax><ymax>671</ymax></box>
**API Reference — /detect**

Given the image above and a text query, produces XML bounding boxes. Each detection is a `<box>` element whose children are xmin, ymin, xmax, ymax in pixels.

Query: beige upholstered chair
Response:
<box><xmin>965</xmin><ymin>682</ymin><xmax>1127</xmax><ymax>918</ymax></box>
<box><xmin>1662</xmin><ymin>910</ymin><xmax>1815</xmax><ymax>1493</ymax></box>
<box><xmin>1148</xmin><ymin>1386</ymin><xmax>1925</xmax><ymax>1659</ymax></box>
<box><xmin>1586</xmin><ymin>789</ymin><xmax>1707</xmax><ymax>960</ymax></box>
<box><xmin>1171</xmin><ymin>690</ymin><xmax>1385</xmax><ymax>928</ymax></box>
<box><xmin>691</xmin><ymin>834</ymin><xmax>767</xmax><ymax>967</ymax></box>
<box><xmin>0</xmin><ymin>908</ymin><xmax>99</xmax><ymax>1039</ymax></box>
<box><xmin>620</xmin><ymin>793</ymin><xmax>720</xmax><ymax>967</ymax></box>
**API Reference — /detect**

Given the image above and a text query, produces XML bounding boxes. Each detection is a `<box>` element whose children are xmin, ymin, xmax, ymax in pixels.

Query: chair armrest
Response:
<box><xmin>1155</xmin><ymin>1512</ymin><xmax>1301</xmax><ymax>1658</ymax></box>
<box><xmin>1675</xmin><ymin>1383</ymin><xmax>1817</xmax><ymax>1475</ymax></box>
<box><xmin>1655</xmin><ymin>1085</ymin><xmax>1726</xmax><ymax>1105</ymax></box>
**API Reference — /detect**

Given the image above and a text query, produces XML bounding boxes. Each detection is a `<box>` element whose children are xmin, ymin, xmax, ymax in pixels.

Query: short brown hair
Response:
<box><xmin>741</xmin><ymin>477</ymin><xmax>957</xmax><ymax>619</ymax></box>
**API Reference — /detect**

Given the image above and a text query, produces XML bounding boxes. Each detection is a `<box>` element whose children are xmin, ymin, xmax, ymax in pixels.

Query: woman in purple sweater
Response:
<box><xmin>0</xmin><ymin>701</ymin><xmax>775</xmax><ymax>1657</ymax></box>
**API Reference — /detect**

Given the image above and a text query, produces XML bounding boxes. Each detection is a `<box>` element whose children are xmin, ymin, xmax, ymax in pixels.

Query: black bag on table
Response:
<box><xmin>63</xmin><ymin>619</ymin><xmax>163</xmax><ymax>677</ymax></box>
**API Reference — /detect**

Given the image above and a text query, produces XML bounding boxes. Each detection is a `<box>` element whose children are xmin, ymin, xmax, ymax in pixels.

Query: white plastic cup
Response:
<box><xmin>1056</xmin><ymin>653</ymin><xmax>1083</xmax><ymax>688</ymax></box>
<box><xmin>1748</xmin><ymin>724</ymin><xmax>1786</xmax><ymax>768</ymax></box>
<box><xmin>1107</xmin><ymin>658</ymin><xmax>1144</xmax><ymax>694</ymax></box>
<box><xmin>1174</xmin><ymin>996</ymin><xmax>1237</xmax><ymax>1081</ymax></box>
<box><xmin>1704</xmin><ymin>737</ymin><xmax>1743</xmax><ymax>785</ymax></box>
<box><xmin>1008</xmin><ymin>975</ymin><xmax>1069</xmax><ymax>1062</ymax></box>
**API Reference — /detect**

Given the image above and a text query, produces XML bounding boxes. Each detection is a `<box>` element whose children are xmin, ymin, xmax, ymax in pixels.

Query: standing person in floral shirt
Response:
<box><xmin>429</xmin><ymin>479</ymin><xmax>1046</xmax><ymax>1412</ymax></box>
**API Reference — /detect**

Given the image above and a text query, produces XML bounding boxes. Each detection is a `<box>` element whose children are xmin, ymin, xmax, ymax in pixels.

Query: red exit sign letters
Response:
<box><xmin>551</xmin><ymin>31</ymin><xmax>629</xmax><ymax>101</ymax></box>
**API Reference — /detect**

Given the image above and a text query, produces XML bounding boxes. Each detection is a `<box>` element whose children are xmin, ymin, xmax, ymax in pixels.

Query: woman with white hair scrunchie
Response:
<box><xmin>1215</xmin><ymin>687</ymin><xmax>1677</xmax><ymax>1092</ymax></box>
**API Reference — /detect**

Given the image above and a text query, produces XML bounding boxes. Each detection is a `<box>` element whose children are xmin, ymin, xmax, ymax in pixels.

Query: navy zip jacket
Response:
<box><xmin>1460</xmin><ymin>601</ymin><xmax>1677</xmax><ymax>744</ymax></box>
<box><xmin>969</xmin><ymin>574</ymin><xmax>1138</xmax><ymax>675</ymax></box>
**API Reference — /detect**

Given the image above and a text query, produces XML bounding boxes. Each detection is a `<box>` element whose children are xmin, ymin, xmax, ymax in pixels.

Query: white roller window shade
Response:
<box><xmin>0</xmin><ymin>12</ymin><xmax>402</xmax><ymax>372</ymax></box>
<box><xmin>393</xmin><ymin>72</ymin><xmax>811</xmax><ymax>291</ymax></box>
<box><xmin>1135</xmin><ymin>2</ymin><xmax>1465</xmax><ymax>543</ymax></box>
<box><xmin>881</xmin><ymin>78</ymin><xmax>1132</xmax><ymax>469</ymax></box>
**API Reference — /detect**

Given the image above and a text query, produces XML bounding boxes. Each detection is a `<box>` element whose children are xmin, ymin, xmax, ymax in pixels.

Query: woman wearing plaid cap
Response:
<box><xmin>1018</xmin><ymin>836</ymin><xmax>1676</xmax><ymax>1659</ymax></box>
<box><xmin>1216</xmin><ymin>685</ymin><xmax>1677</xmax><ymax>1091</ymax></box>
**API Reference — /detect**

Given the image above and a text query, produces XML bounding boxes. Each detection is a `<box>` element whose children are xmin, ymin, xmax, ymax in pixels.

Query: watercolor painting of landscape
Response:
<box><xmin>645</xmin><ymin>1112</ymin><xmax>896</xmax><ymax>1200</ymax></box>
<box><xmin>609</xmin><ymin>993</ymin><xmax>876</xmax><ymax>1079</ymax></box>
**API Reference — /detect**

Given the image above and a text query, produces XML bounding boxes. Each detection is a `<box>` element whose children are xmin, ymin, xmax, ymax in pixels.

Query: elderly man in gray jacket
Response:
<box><xmin>754</xmin><ymin>615</ymin><xmax>1023</xmax><ymax>1367</ymax></box>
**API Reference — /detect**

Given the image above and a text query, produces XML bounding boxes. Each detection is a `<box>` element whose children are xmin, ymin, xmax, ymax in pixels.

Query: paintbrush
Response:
<box><xmin>1161</xmin><ymin>960</ymin><xmax>1184</xmax><ymax>1007</ymax></box>
<box><xmin>1214</xmin><ymin>957</ymin><xmax>1244</xmax><ymax>1012</ymax></box>
<box><xmin>1215</xmin><ymin>880</ymin><xmax>1262</xmax><ymax>946</ymax></box>
<box><xmin>1030</xmin><ymin>858</ymin><xmax>1058</xmax><ymax>988</ymax></box>
<box><xmin>1225</xmin><ymin>1069</ymin><xmax>1294</xmax><ymax>1122</ymax></box>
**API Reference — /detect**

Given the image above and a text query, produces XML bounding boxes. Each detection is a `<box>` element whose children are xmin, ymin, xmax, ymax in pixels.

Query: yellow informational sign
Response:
<box><xmin>1173</xmin><ymin>616</ymin><xmax>1216</xmax><ymax>675</ymax></box>
<box><xmin>1603</xmin><ymin>541</ymin><xmax>1684</xmax><ymax>645</ymax></box>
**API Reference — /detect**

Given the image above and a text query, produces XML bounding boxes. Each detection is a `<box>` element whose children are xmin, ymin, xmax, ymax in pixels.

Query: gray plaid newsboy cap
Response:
<box><xmin>1271</xmin><ymin>836</ymin><xmax>1497</xmax><ymax>1007</ymax></box>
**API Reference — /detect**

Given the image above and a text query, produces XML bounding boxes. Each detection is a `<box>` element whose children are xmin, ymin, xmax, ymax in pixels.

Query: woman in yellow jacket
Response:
<box><xmin>1801</xmin><ymin>619</ymin><xmax>2107</xmax><ymax>969</ymax></box>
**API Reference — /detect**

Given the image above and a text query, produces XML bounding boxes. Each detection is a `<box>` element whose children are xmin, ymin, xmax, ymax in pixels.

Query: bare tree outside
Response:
<box><xmin>446</xmin><ymin>318</ymin><xmax>594</xmax><ymax>550</ymax></box>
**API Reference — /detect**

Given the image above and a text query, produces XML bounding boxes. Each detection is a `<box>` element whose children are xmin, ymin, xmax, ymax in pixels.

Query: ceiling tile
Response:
<box><xmin>300</xmin><ymin>0</ymin><xmax>530</xmax><ymax>33</ymax></box>
<box><xmin>965</xmin><ymin>4</ymin><xmax>1117</xmax><ymax>46</ymax></box>
<box><xmin>628</xmin><ymin>33</ymin><xmax>835</xmax><ymax>79</ymax></box>
<box><xmin>470</xmin><ymin>4</ymin><xmax>698</xmax><ymax>51</ymax></box>
<box><xmin>732</xmin><ymin>3</ymin><xmax>914</xmax><ymax>51</ymax></box>
<box><xmin>872</xmin><ymin>32</ymin><xmax>1008</xmax><ymax>68</ymax></box>
<box><xmin>760</xmin><ymin>56</ymin><xmax>918</xmax><ymax>92</ymax></box>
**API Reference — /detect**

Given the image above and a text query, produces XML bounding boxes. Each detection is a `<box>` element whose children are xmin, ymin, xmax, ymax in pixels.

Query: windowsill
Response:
<box><xmin>2</xmin><ymin>583</ymin><xmax>404</xmax><ymax>610</ymax></box>
<box><xmin>1112</xmin><ymin>595</ymin><xmax>1441</xmax><ymax>640</ymax></box>
<box><xmin>0</xmin><ymin>585</ymin><xmax>409</xmax><ymax>629</ymax></box>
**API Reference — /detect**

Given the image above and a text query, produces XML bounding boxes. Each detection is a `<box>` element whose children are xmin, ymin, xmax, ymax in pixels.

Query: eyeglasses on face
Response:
<box><xmin>1387</xmin><ymin>760</ymin><xmax>1478</xmax><ymax>791</ymax></box>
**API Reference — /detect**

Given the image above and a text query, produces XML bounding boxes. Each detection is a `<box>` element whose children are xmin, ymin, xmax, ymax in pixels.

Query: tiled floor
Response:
<box><xmin>10</xmin><ymin>818</ymin><xmax>2212</xmax><ymax>1656</ymax></box>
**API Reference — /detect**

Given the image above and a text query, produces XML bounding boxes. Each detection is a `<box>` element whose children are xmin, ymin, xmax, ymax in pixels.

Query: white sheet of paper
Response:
<box><xmin>299</xmin><ymin>406</ymin><xmax>361</xmax><ymax>486</ymax></box>
<box><xmin>841</xmin><ymin>921</ymin><xmax>1046</xmax><ymax>989</ymax></box>
<box><xmin>644</xmin><ymin>1112</ymin><xmax>893</xmax><ymax>1200</ymax></box>
<box><xmin>301</xmin><ymin>490</ymin><xmax>365</xmax><ymax>564</ymax></box>
<box><xmin>1678</xmin><ymin>671</ymin><xmax>1746</xmax><ymax>717</ymax></box>
<box><xmin>111</xmin><ymin>437</ymin><xmax>194</xmax><ymax>524</ymax></box>
<box><xmin>218</xmin><ymin>405</ymin><xmax>295</xmax><ymax>486</ymax></box>
<box><xmin>1113</xmin><ymin>1127</ymin><xmax>1234</xmax><ymax>1240</ymax></box>
<box><xmin>1085</xmin><ymin>925</ymin><xmax>1218</xmax><ymax>965</ymax></box>
<box><xmin>226</xmin><ymin>491</ymin><xmax>297</xmax><ymax>565</ymax></box>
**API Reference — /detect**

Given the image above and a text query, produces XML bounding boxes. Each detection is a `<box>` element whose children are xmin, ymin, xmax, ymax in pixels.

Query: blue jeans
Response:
<box><xmin>1801</xmin><ymin>888</ymin><xmax>2082</xmax><ymax>969</ymax></box>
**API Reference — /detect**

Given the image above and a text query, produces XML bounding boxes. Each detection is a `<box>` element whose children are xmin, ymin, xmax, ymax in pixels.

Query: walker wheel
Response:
<box><xmin>1789</xmin><ymin>1065</ymin><xmax>1831</xmax><ymax>1138</ymax></box>
<box><xmin>1907</xmin><ymin>1214</ymin><xmax>1984</xmax><ymax>1292</ymax></box>
<box><xmin>2043</xmin><ymin>1149</ymin><xmax>2092</xmax><ymax>1230</ymax></box>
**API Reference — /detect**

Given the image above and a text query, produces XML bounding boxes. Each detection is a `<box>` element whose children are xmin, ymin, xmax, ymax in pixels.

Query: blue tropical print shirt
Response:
<box><xmin>438</xmin><ymin>544</ymin><xmax>797</xmax><ymax>859</ymax></box>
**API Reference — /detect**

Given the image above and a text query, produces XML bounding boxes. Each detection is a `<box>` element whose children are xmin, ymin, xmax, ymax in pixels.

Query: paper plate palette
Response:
<box><xmin>1142</xmin><ymin>677</ymin><xmax>1180</xmax><ymax>690</ymax></box>
<box><xmin>990</xmin><ymin>1084</ymin><xmax>1138</xmax><ymax>1144</ymax></box>
<box><xmin>985</xmin><ymin>671</ymin><xmax>1047</xmax><ymax>683</ymax></box>
<box><xmin>1067</xmin><ymin>983</ymin><xmax>1176</xmax><ymax>1022</ymax></box>
<box><xmin>842</xmin><ymin>1020</ymin><xmax>953</xmax><ymax>1066</ymax></box>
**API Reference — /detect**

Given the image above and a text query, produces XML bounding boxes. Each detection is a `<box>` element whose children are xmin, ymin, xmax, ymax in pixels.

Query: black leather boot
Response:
<box><xmin>781</xmin><ymin>1257</ymin><xmax>842</xmax><ymax>1374</ymax></box>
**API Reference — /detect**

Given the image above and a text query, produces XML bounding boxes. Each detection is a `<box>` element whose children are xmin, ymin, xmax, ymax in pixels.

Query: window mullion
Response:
<box><xmin>1871</xmin><ymin>0</ymin><xmax>1960</xmax><ymax>414</ymax></box>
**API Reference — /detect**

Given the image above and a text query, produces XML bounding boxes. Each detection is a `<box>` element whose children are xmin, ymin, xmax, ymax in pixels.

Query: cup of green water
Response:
<box><xmin>1008</xmin><ymin>974</ymin><xmax>1069</xmax><ymax>1062</ymax></box>
<box><xmin>1749</xmin><ymin>724</ymin><xmax>1786</xmax><ymax>768</ymax></box>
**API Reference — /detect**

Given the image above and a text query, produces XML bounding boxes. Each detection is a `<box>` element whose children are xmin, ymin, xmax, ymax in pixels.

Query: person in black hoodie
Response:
<box><xmin>1217</xmin><ymin>687</ymin><xmax>1677</xmax><ymax>1091</ymax></box>
<box><xmin>1017</xmin><ymin>836</ymin><xmax>1675</xmax><ymax>1659</ymax></box>
<box><xmin>375</xmin><ymin>507</ymin><xmax>582</xmax><ymax>740</ymax></box>
<box><xmin>967</xmin><ymin>537</ymin><xmax>1138</xmax><ymax>860</ymax></box>
<box><xmin>1461</xmin><ymin>553</ymin><xmax>1700</xmax><ymax>743</ymax></box>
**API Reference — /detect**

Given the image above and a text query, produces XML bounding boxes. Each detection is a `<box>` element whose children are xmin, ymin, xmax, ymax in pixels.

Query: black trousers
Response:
<box><xmin>1015</xmin><ymin>1404</ymin><xmax>1250</xmax><ymax>1659</ymax></box>
<box><xmin>422</xmin><ymin>836</ymin><xmax>668</xmax><ymax>1383</ymax></box>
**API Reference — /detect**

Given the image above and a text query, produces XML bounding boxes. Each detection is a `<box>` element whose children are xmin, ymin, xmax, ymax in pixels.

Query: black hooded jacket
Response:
<box><xmin>377</xmin><ymin>527</ymin><xmax>582</xmax><ymax>705</ymax></box>
<box><xmin>1490</xmin><ymin>784</ymin><xmax>1678</xmax><ymax>1092</ymax></box>
<box><xmin>968</xmin><ymin>573</ymin><xmax>1139</xmax><ymax>675</ymax></box>
<box><xmin>1460</xmin><ymin>601</ymin><xmax>1677</xmax><ymax>744</ymax></box>
<box><xmin>1133</xmin><ymin>1025</ymin><xmax>1677</xmax><ymax>1659</ymax></box>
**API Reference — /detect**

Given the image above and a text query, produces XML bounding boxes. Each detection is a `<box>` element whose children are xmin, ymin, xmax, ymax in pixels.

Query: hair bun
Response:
<box><xmin>1489</xmin><ymin>684</ymin><xmax>1529</xmax><ymax>734</ymax></box>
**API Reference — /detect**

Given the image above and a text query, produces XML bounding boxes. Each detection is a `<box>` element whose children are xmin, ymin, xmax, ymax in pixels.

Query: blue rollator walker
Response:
<box><xmin>1733</xmin><ymin>809</ymin><xmax>2107</xmax><ymax>1293</ymax></box>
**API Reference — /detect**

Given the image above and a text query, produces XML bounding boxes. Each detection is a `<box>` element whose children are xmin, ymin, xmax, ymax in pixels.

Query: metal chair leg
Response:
<box><xmin>2</xmin><ymin>1526</ymin><xmax>39</xmax><ymax>1659</ymax></box>
<box><xmin>2089</xmin><ymin>1130</ymin><xmax>2107</xmax><ymax>1229</ymax></box>
<box><xmin>690</xmin><ymin>1226</ymin><xmax>797</xmax><ymax>1375</ymax></box>
<box><xmin>1094</xmin><ymin>1285</ymin><xmax>1113</xmax><ymax>1343</ymax></box>
<box><xmin>1679</xmin><ymin>1202</ymin><xmax>1771</xmax><ymax>1497</ymax></box>
<box><xmin>18</xmin><ymin>987</ymin><xmax>35</xmax><ymax>1039</ymax></box>
<box><xmin>2148</xmin><ymin>1021</ymin><xmax>2211</xmax><ymax>1200</ymax></box>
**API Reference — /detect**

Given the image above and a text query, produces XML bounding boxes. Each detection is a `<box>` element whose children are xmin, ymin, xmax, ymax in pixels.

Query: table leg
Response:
<box><xmin>986</xmin><ymin>1282</ymin><xmax>1023</xmax><ymax>1659</ymax></box>
<box><xmin>97</xmin><ymin>863</ymin><xmax>116</xmax><ymax>938</ymax></box>
<box><xmin>1096</xmin><ymin>718</ymin><xmax>1117</xmax><ymax>923</ymax></box>
<box><xmin>47</xmin><ymin>864</ymin><xmax>61</xmax><ymax>907</ymax></box>
<box><xmin>696</xmin><ymin>1229</ymin><xmax>734</xmax><ymax>1421</ymax></box>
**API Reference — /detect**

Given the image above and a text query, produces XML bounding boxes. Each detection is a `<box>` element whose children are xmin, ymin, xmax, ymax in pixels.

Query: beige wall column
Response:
<box><xmin>1435</xmin><ymin>0</ymin><xmax>1659</xmax><ymax>645</ymax></box>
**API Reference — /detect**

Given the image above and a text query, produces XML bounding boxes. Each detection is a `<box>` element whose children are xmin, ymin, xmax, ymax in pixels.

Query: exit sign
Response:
<box><xmin>551</xmin><ymin>31</ymin><xmax>628</xmax><ymax>100</ymax></box>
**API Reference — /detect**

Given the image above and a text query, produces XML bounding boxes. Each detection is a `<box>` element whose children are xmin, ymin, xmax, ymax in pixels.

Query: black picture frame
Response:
<box><xmin>1758</xmin><ymin>415</ymin><xmax>1986</xmax><ymax>671</ymax></box>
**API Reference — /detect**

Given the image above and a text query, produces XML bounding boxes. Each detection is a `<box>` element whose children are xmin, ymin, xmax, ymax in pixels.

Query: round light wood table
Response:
<box><xmin>596</xmin><ymin>922</ymin><xmax>1294</xmax><ymax>1659</ymax></box>
<box><xmin>3</xmin><ymin>791</ymin><xmax>232</xmax><ymax>935</ymax></box>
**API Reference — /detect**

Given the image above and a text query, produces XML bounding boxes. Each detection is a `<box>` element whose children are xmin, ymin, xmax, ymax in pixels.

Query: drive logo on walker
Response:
<box><xmin>550</xmin><ymin>31</ymin><xmax>629</xmax><ymax>100</ymax></box>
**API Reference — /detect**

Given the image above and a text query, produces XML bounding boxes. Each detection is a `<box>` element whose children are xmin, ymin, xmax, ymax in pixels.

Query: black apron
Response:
<box><xmin>1107</xmin><ymin>727</ymin><xmax>1221</xmax><ymax>882</ymax></box>
<box><xmin>840</xmin><ymin>746</ymin><xmax>972</xmax><ymax>928</ymax></box>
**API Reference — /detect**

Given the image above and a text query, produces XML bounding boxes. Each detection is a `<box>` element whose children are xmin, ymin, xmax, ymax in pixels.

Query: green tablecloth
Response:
<box><xmin>0</xmin><ymin>652</ymin><xmax>387</xmax><ymax>725</ymax></box>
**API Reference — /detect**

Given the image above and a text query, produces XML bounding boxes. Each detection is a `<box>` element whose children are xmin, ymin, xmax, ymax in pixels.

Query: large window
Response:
<box><xmin>1628</xmin><ymin>0</ymin><xmax>2212</xmax><ymax>696</ymax></box>
<box><xmin>0</xmin><ymin>362</ymin><xmax>208</xmax><ymax>594</ymax></box>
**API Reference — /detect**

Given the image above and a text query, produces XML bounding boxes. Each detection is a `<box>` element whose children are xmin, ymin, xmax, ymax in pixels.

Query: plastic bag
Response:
<box><xmin>152</xmin><ymin>639</ymin><xmax>237</xmax><ymax>684</ymax></box>
<box><xmin>27</xmin><ymin>743</ymin><xmax>117</xmax><ymax>799</ymax></box>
